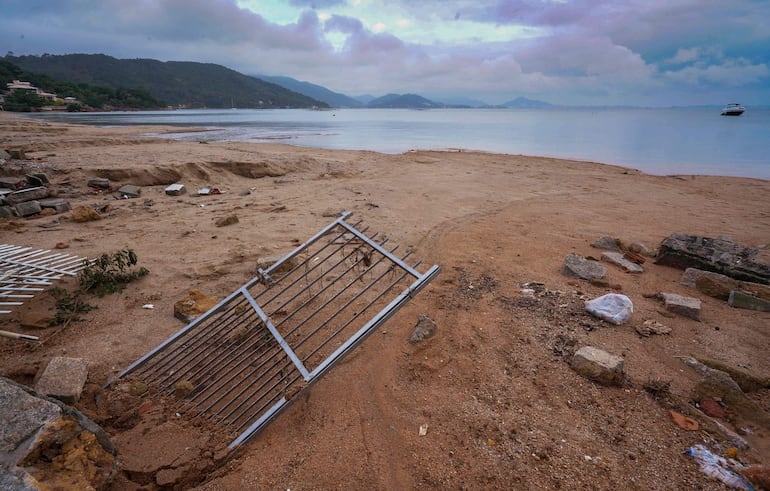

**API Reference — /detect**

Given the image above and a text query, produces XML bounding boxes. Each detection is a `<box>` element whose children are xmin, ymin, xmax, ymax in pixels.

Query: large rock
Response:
<box><xmin>0</xmin><ymin>377</ymin><xmax>116</xmax><ymax>490</ymax></box>
<box><xmin>5</xmin><ymin>187</ymin><xmax>49</xmax><ymax>205</ymax></box>
<box><xmin>682</xmin><ymin>267</ymin><xmax>770</xmax><ymax>301</ymax></box>
<box><xmin>571</xmin><ymin>346</ymin><xmax>625</xmax><ymax>386</ymax></box>
<box><xmin>562</xmin><ymin>253</ymin><xmax>607</xmax><ymax>281</ymax></box>
<box><xmin>656</xmin><ymin>233</ymin><xmax>770</xmax><ymax>285</ymax></box>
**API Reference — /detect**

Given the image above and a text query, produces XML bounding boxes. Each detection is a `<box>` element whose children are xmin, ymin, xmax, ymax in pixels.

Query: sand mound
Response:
<box><xmin>206</xmin><ymin>160</ymin><xmax>290</xmax><ymax>179</ymax></box>
<box><xmin>94</xmin><ymin>166</ymin><xmax>183</xmax><ymax>186</ymax></box>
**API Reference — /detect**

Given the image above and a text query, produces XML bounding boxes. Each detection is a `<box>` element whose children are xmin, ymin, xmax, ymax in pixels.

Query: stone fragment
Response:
<box><xmin>660</xmin><ymin>292</ymin><xmax>701</xmax><ymax>320</ymax></box>
<box><xmin>729</xmin><ymin>290</ymin><xmax>770</xmax><ymax>312</ymax></box>
<box><xmin>215</xmin><ymin>214</ymin><xmax>239</xmax><ymax>227</ymax></box>
<box><xmin>116</xmin><ymin>184</ymin><xmax>141</xmax><ymax>198</ymax></box>
<box><xmin>682</xmin><ymin>267</ymin><xmax>770</xmax><ymax>301</ymax></box>
<box><xmin>694</xmin><ymin>356</ymin><xmax>770</xmax><ymax>393</ymax></box>
<box><xmin>87</xmin><ymin>177</ymin><xmax>111</xmax><ymax>190</ymax></box>
<box><xmin>0</xmin><ymin>205</ymin><xmax>13</xmax><ymax>218</ymax></box>
<box><xmin>635</xmin><ymin>319</ymin><xmax>671</xmax><ymax>337</ymax></box>
<box><xmin>0</xmin><ymin>176</ymin><xmax>25</xmax><ymax>189</ymax></box>
<box><xmin>38</xmin><ymin>198</ymin><xmax>72</xmax><ymax>214</ymax></box>
<box><xmin>174</xmin><ymin>380</ymin><xmax>195</xmax><ymax>399</ymax></box>
<box><xmin>26</xmin><ymin>173</ymin><xmax>50</xmax><ymax>187</ymax></box>
<box><xmin>656</xmin><ymin>233</ymin><xmax>769</xmax><ymax>285</ymax></box>
<box><xmin>591</xmin><ymin>236</ymin><xmax>621</xmax><ymax>251</ymax></box>
<box><xmin>70</xmin><ymin>205</ymin><xmax>102</xmax><ymax>222</ymax></box>
<box><xmin>562</xmin><ymin>253</ymin><xmax>607</xmax><ymax>281</ymax></box>
<box><xmin>5</xmin><ymin>186</ymin><xmax>49</xmax><ymax>205</ymax></box>
<box><xmin>8</xmin><ymin>148</ymin><xmax>25</xmax><ymax>159</ymax></box>
<box><xmin>174</xmin><ymin>289</ymin><xmax>221</xmax><ymax>323</ymax></box>
<box><xmin>571</xmin><ymin>346</ymin><xmax>625</xmax><ymax>386</ymax></box>
<box><xmin>700</xmin><ymin>399</ymin><xmax>725</xmax><ymax>418</ymax></box>
<box><xmin>409</xmin><ymin>315</ymin><xmax>436</xmax><ymax>344</ymax></box>
<box><xmin>34</xmin><ymin>357</ymin><xmax>89</xmax><ymax>404</ymax></box>
<box><xmin>628</xmin><ymin>242</ymin><xmax>651</xmax><ymax>256</ymax></box>
<box><xmin>14</xmin><ymin>200</ymin><xmax>41</xmax><ymax>217</ymax></box>
<box><xmin>165</xmin><ymin>183</ymin><xmax>186</xmax><ymax>196</ymax></box>
<box><xmin>601</xmin><ymin>251</ymin><xmax>644</xmax><ymax>273</ymax></box>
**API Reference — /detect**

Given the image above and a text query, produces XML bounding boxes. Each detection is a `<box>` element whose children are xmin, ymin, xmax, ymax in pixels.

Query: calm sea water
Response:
<box><xmin>29</xmin><ymin>107</ymin><xmax>770</xmax><ymax>179</ymax></box>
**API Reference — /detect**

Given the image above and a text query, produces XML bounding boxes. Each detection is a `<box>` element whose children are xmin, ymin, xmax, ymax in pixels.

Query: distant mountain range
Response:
<box><xmin>4</xmin><ymin>53</ymin><xmax>561</xmax><ymax>110</ymax></box>
<box><xmin>5</xmin><ymin>54</ymin><xmax>327</xmax><ymax>109</ymax></box>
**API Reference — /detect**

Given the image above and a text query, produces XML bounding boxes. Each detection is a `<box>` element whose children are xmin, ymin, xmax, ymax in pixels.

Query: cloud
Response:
<box><xmin>289</xmin><ymin>0</ymin><xmax>348</xmax><ymax>8</ymax></box>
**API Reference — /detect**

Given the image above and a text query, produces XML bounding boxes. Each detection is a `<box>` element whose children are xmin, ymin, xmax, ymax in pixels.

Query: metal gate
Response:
<box><xmin>0</xmin><ymin>244</ymin><xmax>88</xmax><ymax>315</ymax></box>
<box><xmin>117</xmin><ymin>212</ymin><xmax>439</xmax><ymax>450</ymax></box>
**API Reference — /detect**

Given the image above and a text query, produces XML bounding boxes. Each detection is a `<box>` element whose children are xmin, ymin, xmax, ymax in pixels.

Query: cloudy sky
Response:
<box><xmin>3</xmin><ymin>0</ymin><xmax>769</xmax><ymax>106</ymax></box>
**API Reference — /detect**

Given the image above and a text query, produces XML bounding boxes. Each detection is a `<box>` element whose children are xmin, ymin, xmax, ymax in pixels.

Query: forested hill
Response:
<box><xmin>5</xmin><ymin>54</ymin><xmax>327</xmax><ymax>109</ymax></box>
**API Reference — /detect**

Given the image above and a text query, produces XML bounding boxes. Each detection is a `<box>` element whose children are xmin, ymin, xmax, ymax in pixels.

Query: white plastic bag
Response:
<box><xmin>585</xmin><ymin>293</ymin><xmax>633</xmax><ymax>325</ymax></box>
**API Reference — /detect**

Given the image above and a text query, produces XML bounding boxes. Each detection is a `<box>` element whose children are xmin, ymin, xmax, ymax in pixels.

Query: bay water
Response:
<box><xmin>30</xmin><ymin>107</ymin><xmax>770</xmax><ymax>179</ymax></box>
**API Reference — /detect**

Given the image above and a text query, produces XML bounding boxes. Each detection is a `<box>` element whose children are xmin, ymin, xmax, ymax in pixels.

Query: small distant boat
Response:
<box><xmin>720</xmin><ymin>103</ymin><xmax>745</xmax><ymax>116</ymax></box>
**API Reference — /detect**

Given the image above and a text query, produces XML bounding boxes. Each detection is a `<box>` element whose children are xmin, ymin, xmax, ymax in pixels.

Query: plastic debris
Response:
<box><xmin>685</xmin><ymin>444</ymin><xmax>754</xmax><ymax>490</ymax></box>
<box><xmin>584</xmin><ymin>293</ymin><xmax>633</xmax><ymax>325</ymax></box>
<box><xmin>142</xmin><ymin>304</ymin><xmax>154</xmax><ymax>309</ymax></box>
<box><xmin>419</xmin><ymin>424</ymin><xmax>429</xmax><ymax>436</ymax></box>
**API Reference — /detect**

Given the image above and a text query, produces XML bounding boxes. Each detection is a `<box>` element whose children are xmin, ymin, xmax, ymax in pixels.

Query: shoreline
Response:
<box><xmin>15</xmin><ymin>109</ymin><xmax>770</xmax><ymax>181</ymax></box>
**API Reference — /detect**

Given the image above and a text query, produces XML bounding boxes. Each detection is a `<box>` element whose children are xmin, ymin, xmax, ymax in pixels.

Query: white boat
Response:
<box><xmin>720</xmin><ymin>103</ymin><xmax>745</xmax><ymax>116</ymax></box>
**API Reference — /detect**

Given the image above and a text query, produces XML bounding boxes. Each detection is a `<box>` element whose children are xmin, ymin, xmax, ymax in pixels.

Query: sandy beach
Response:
<box><xmin>1</xmin><ymin>111</ymin><xmax>769</xmax><ymax>490</ymax></box>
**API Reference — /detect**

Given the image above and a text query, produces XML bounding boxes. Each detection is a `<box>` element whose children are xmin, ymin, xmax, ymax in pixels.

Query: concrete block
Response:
<box><xmin>116</xmin><ymin>184</ymin><xmax>141</xmax><ymax>198</ymax></box>
<box><xmin>729</xmin><ymin>290</ymin><xmax>770</xmax><ymax>312</ymax></box>
<box><xmin>660</xmin><ymin>292</ymin><xmax>701</xmax><ymax>320</ymax></box>
<box><xmin>38</xmin><ymin>198</ymin><xmax>72</xmax><ymax>213</ymax></box>
<box><xmin>571</xmin><ymin>346</ymin><xmax>625</xmax><ymax>386</ymax></box>
<box><xmin>601</xmin><ymin>251</ymin><xmax>644</xmax><ymax>273</ymax></box>
<box><xmin>34</xmin><ymin>357</ymin><xmax>89</xmax><ymax>404</ymax></box>
<box><xmin>88</xmin><ymin>178</ymin><xmax>111</xmax><ymax>190</ymax></box>
<box><xmin>6</xmin><ymin>186</ymin><xmax>49</xmax><ymax>205</ymax></box>
<box><xmin>26</xmin><ymin>173</ymin><xmax>50</xmax><ymax>186</ymax></box>
<box><xmin>0</xmin><ymin>177</ymin><xmax>25</xmax><ymax>190</ymax></box>
<box><xmin>14</xmin><ymin>200</ymin><xmax>42</xmax><ymax>217</ymax></box>
<box><xmin>0</xmin><ymin>205</ymin><xmax>13</xmax><ymax>218</ymax></box>
<box><xmin>165</xmin><ymin>183</ymin><xmax>186</xmax><ymax>196</ymax></box>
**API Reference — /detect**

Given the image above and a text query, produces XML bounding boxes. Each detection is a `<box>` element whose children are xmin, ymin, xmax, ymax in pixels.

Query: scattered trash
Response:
<box><xmin>197</xmin><ymin>187</ymin><xmax>221</xmax><ymax>196</ymax></box>
<box><xmin>584</xmin><ymin>293</ymin><xmax>633</xmax><ymax>325</ymax></box>
<box><xmin>685</xmin><ymin>444</ymin><xmax>753</xmax><ymax>490</ymax></box>
<box><xmin>635</xmin><ymin>319</ymin><xmax>671</xmax><ymax>337</ymax></box>
<box><xmin>142</xmin><ymin>304</ymin><xmax>154</xmax><ymax>309</ymax></box>
<box><xmin>55</xmin><ymin>242</ymin><xmax>69</xmax><ymax>249</ymax></box>
<box><xmin>419</xmin><ymin>424</ymin><xmax>429</xmax><ymax>436</ymax></box>
<box><xmin>0</xmin><ymin>329</ymin><xmax>39</xmax><ymax>341</ymax></box>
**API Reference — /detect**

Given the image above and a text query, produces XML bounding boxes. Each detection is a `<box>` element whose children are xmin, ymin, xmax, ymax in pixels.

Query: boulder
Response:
<box><xmin>656</xmin><ymin>233</ymin><xmax>769</xmax><ymax>285</ymax></box>
<box><xmin>571</xmin><ymin>346</ymin><xmax>625</xmax><ymax>386</ymax></box>
<box><xmin>13</xmin><ymin>201</ymin><xmax>41</xmax><ymax>218</ymax></box>
<box><xmin>38</xmin><ymin>198</ymin><xmax>71</xmax><ymax>214</ymax></box>
<box><xmin>591</xmin><ymin>236</ymin><xmax>621</xmax><ymax>251</ymax></box>
<box><xmin>562</xmin><ymin>253</ymin><xmax>607</xmax><ymax>281</ymax></box>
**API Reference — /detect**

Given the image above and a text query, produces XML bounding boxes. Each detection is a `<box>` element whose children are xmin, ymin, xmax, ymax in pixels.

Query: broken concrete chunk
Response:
<box><xmin>571</xmin><ymin>346</ymin><xmax>625</xmax><ymax>386</ymax></box>
<box><xmin>165</xmin><ymin>183</ymin><xmax>186</xmax><ymax>196</ymax></box>
<box><xmin>591</xmin><ymin>236</ymin><xmax>622</xmax><ymax>251</ymax></box>
<box><xmin>628</xmin><ymin>242</ymin><xmax>652</xmax><ymax>256</ymax></box>
<box><xmin>728</xmin><ymin>290</ymin><xmax>770</xmax><ymax>312</ymax></box>
<box><xmin>562</xmin><ymin>253</ymin><xmax>607</xmax><ymax>281</ymax></box>
<box><xmin>13</xmin><ymin>200</ymin><xmax>42</xmax><ymax>217</ymax></box>
<box><xmin>0</xmin><ymin>377</ymin><xmax>116</xmax><ymax>490</ymax></box>
<box><xmin>660</xmin><ymin>292</ymin><xmax>701</xmax><ymax>320</ymax></box>
<box><xmin>601</xmin><ymin>251</ymin><xmax>644</xmax><ymax>273</ymax></box>
<box><xmin>116</xmin><ymin>184</ymin><xmax>141</xmax><ymax>198</ymax></box>
<box><xmin>34</xmin><ymin>357</ymin><xmax>89</xmax><ymax>404</ymax></box>
<box><xmin>0</xmin><ymin>177</ymin><xmax>25</xmax><ymax>190</ymax></box>
<box><xmin>38</xmin><ymin>198</ymin><xmax>72</xmax><ymax>214</ymax></box>
<box><xmin>656</xmin><ymin>233</ymin><xmax>769</xmax><ymax>285</ymax></box>
<box><xmin>5</xmin><ymin>186</ymin><xmax>49</xmax><ymax>205</ymax></box>
<box><xmin>26</xmin><ymin>173</ymin><xmax>50</xmax><ymax>187</ymax></box>
<box><xmin>0</xmin><ymin>205</ymin><xmax>13</xmax><ymax>218</ymax></box>
<box><xmin>87</xmin><ymin>177</ymin><xmax>111</xmax><ymax>190</ymax></box>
